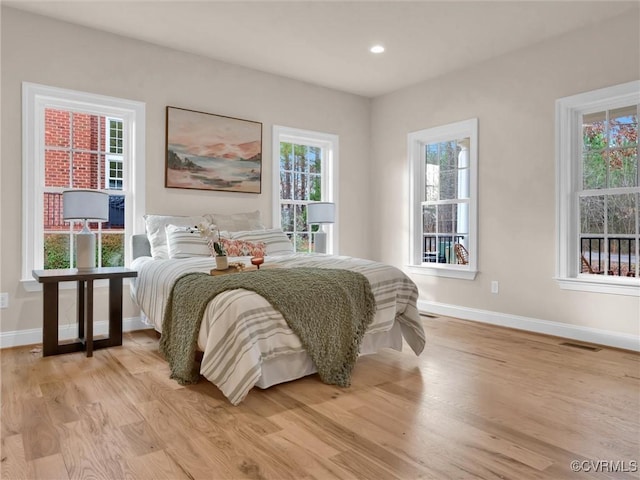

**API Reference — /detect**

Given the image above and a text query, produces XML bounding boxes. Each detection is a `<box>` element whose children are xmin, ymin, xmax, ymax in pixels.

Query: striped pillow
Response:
<box><xmin>144</xmin><ymin>214</ymin><xmax>205</xmax><ymax>260</ymax></box>
<box><xmin>229</xmin><ymin>228</ymin><xmax>294</xmax><ymax>255</ymax></box>
<box><xmin>166</xmin><ymin>224</ymin><xmax>211</xmax><ymax>259</ymax></box>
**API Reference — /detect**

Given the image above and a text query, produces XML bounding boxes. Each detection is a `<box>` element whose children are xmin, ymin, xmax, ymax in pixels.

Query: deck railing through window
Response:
<box><xmin>423</xmin><ymin>235</ymin><xmax>465</xmax><ymax>264</ymax></box>
<box><xmin>580</xmin><ymin>237</ymin><xmax>637</xmax><ymax>277</ymax></box>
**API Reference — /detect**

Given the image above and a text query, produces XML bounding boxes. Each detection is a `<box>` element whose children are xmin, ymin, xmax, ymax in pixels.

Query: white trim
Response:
<box><xmin>418</xmin><ymin>299</ymin><xmax>640</xmax><ymax>352</ymax></box>
<box><xmin>555</xmin><ymin>80</ymin><xmax>640</xmax><ymax>295</ymax></box>
<box><xmin>407</xmin><ymin>265</ymin><xmax>477</xmax><ymax>280</ymax></box>
<box><xmin>0</xmin><ymin>316</ymin><xmax>152</xmax><ymax>350</ymax></box>
<box><xmin>21</xmin><ymin>82</ymin><xmax>145</xmax><ymax>284</ymax></box>
<box><xmin>272</xmin><ymin>125</ymin><xmax>339</xmax><ymax>253</ymax></box>
<box><xmin>408</xmin><ymin>118</ymin><xmax>478</xmax><ymax>277</ymax></box>
<box><xmin>556</xmin><ymin>276</ymin><xmax>640</xmax><ymax>297</ymax></box>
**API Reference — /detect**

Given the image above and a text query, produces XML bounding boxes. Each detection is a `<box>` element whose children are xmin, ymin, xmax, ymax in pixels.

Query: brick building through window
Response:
<box><xmin>44</xmin><ymin>108</ymin><xmax>125</xmax><ymax>268</ymax></box>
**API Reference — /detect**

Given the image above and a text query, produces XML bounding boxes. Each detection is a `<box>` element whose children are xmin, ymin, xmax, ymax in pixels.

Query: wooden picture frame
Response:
<box><xmin>165</xmin><ymin>106</ymin><xmax>262</xmax><ymax>193</ymax></box>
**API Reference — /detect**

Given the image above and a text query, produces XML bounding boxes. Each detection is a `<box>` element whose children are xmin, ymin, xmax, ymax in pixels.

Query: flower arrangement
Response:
<box><xmin>195</xmin><ymin>221</ymin><xmax>226</xmax><ymax>257</ymax></box>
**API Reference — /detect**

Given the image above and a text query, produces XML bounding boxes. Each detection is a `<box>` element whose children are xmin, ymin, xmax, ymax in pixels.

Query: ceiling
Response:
<box><xmin>5</xmin><ymin>1</ymin><xmax>638</xmax><ymax>97</ymax></box>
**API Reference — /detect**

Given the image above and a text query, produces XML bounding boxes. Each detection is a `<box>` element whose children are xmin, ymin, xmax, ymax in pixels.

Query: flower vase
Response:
<box><xmin>215</xmin><ymin>255</ymin><xmax>228</xmax><ymax>270</ymax></box>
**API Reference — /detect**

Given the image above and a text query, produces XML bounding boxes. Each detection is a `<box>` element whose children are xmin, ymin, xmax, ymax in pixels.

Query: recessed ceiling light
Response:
<box><xmin>370</xmin><ymin>45</ymin><xmax>385</xmax><ymax>54</ymax></box>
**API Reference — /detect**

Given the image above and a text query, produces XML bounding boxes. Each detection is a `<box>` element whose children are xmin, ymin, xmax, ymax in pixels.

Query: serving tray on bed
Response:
<box><xmin>209</xmin><ymin>265</ymin><xmax>258</xmax><ymax>276</ymax></box>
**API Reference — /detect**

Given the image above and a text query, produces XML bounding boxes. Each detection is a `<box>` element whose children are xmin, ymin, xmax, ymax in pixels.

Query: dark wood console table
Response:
<box><xmin>32</xmin><ymin>267</ymin><xmax>137</xmax><ymax>357</ymax></box>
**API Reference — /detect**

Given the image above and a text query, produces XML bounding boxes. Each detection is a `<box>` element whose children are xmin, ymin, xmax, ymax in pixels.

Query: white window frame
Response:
<box><xmin>272</xmin><ymin>126</ymin><xmax>338</xmax><ymax>254</ymax></box>
<box><xmin>106</xmin><ymin>154</ymin><xmax>124</xmax><ymax>190</ymax></box>
<box><xmin>408</xmin><ymin>118</ymin><xmax>478</xmax><ymax>280</ymax></box>
<box><xmin>22</xmin><ymin>82</ymin><xmax>146</xmax><ymax>289</ymax></box>
<box><xmin>105</xmin><ymin>117</ymin><xmax>124</xmax><ymax>190</ymax></box>
<box><xmin>555</xmin><ymin>80</ymin><xmax>640</xmax><ymax>296</ymax></box>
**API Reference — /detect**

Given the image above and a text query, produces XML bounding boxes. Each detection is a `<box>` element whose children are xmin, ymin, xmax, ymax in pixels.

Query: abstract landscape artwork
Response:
<box><xmin>165</xmin><ymin>106</ymin><xmax>262</xmax><ymax>193</ymax></box>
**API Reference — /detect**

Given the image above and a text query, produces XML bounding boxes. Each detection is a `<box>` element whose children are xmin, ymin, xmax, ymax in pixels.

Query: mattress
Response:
<box><xmin>131</xmin><ymin>253</ymin><xmax>425</xmax><ymax>404</ymax></box>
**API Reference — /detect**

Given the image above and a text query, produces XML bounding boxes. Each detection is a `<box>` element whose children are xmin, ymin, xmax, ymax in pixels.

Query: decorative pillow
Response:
<box><xmin>166</xmin><ymin>224</ymin><xmax>211</xmax><ymax>259</ymax></box>
<box><xmin>205</xmin><ymin>210</ymin><xmax>264</xmax><ymax>232</ymax></box>
<box><xmin>144</xmin><ymin>214</ymin><xmax>205</xmax><ymax>260</ymax></box>
<box><xmin>229</xmin><ymin>228</ymin><xmax>294</xmax><ymax>255</ymax></box>
<box><xmin>221</xmin><ymin>238</ymin><xmax>266</xmax><ymax>257</ymax></box>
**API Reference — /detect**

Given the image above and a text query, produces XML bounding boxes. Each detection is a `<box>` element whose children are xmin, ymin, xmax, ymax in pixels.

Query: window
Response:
<box><xmin>272</xmin><ymin>126</ymin><xmax>338</xmax><ymax>253</ymax></box>
<box><xmin>408</xmin><ymin>118</ymin><xmax>478</xmax><ymax>280</ymax></box>
<box><xmin>22</xmin><ymin>83</ymin><xmax>145</xmax><ymax>287</ymax></box>
<box><xmin>106</xmin><ymin>118</ymin><xmax>124</xmax><ymax>190</ymax></box>
<box><xmin>556</xmin><ymin>81</ymin><xmax>639</xmax><ymax>296</ymax></box>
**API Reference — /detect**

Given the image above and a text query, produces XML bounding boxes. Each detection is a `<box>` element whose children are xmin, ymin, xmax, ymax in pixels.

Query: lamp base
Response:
<box><xmin>76</xmin><ymin>230</ymin><xmax>96</xmax><ymax>270</ymax></box>
<box><xmin>313</xmin><ymin>231</ymin><xmax>327</xmax><ymax>254</ymax></box>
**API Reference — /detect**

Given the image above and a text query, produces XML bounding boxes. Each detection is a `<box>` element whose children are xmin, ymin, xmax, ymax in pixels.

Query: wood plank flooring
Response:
<box><xmin>1</xmin><ymin>316</ymin><xmax>638</xmax><ymax>479</ymax></box>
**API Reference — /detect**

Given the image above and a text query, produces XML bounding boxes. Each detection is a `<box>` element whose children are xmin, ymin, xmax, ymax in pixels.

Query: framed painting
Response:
<box><xmin>165</xmin><ymin>106</ymin><xmax>262</xmax><ymax>193</ymax></box>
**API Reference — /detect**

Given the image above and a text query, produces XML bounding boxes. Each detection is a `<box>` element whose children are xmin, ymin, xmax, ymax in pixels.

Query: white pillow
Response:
<box><xmin>229</xmin><ymin>228</ymin><xmax>294</xmax><ymax>255</ymax></box>
<box><xmin>144</xmin><ymin>214</ymin><xmax>205</xmax><ymax>260</ymax></box>
<box><xmin>205</xmin><ymin>210</ymin><xmax>264</xmax><ymax>232</ymax></box>
<box><xmin>166</xmin><ymin>224</ymin><xmax>211</xmax><ymax>259</ymax></box>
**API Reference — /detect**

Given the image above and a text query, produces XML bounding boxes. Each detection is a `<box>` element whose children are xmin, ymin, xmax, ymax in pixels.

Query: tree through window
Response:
<box><xmin>408</xmin><ymin>118</ymin><xmax>478</xmax><ymax>280</ymax></box>
<box><xmin>580</xmin><ymin>106</ymin><xmax>638</xmax><ymax>277</ymax></box>
<box><xmin>273</xmin><ymin>126</ymin><xmax>337</xmax><ymax>253</ymax></box>
<box><xmin>556</xmin><ymin>81</ymin><xmax>639</xmax><ymax>296</ymax></box>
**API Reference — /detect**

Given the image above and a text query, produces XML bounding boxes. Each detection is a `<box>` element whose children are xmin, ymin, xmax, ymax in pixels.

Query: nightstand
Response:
<box><xmin>32</xmin><ymin>267</ymin><xmax>137</xmax><ymax>357</ymax></box>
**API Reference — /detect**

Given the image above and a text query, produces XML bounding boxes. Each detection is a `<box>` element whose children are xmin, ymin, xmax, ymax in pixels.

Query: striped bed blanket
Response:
<box><xmin>161</xmin><ymin>268</ymin><xmax>376</xmax><ymax>388</ymax></box>
<box><xmin>131</xmin><ymin>253</ymin><xmax>425</xmax><ymax>405</ymax></box>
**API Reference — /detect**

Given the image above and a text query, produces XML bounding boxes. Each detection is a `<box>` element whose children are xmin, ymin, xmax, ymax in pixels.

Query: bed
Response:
<box><xmin>129</xmin><ymin>223</ymin><xmax>425</xmax><ymax>405</ymax></box>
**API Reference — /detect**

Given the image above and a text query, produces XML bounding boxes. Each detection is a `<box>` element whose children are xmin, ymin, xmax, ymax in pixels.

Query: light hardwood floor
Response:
<box><xmin>1</xmin><ymin>316</ymin><xmax>639</xmax><ymax>480</ymax></box>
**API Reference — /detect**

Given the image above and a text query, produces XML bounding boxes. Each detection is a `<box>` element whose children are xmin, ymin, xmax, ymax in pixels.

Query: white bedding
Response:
<box><xmin>130</xmin><ymin>253</ymin><xmax>425</xmax><ymax>405</ymax></box>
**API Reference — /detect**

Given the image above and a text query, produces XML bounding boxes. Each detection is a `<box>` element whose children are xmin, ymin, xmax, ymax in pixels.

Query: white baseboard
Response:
<box><xmin>418</xmin><ymin>300</ymin><xmax>640</xmax><ymax>352</ymax></box>
<box><xmin>4</xmin><ymin>305</ymin><xmax>637</xmax><ymax>353</ymax></box>
<box><xmin>0</xmin><ymin>316</ymin><xmax>153</xmax><ymax>349</ymax></box>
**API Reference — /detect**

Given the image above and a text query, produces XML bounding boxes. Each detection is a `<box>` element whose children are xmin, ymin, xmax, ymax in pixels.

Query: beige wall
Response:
<box><xmin>0</xmin><ymin>8</ymin><xmax>371</xmax><ymax>334</ymax></box>
<box><xmin>1</xmin><ymin>7</ymin><xmax>638</xmax><ymax>343</ymax></box>
<box><xmin>370</xmin><ymin>11</ymin><xmax>640</xmax><ymax>336</ymax></box>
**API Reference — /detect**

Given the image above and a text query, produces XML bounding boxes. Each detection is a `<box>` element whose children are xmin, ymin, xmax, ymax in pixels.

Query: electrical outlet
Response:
<box><xmin>0</xmin><ymin>292</ymin><xmax>8</xmax><ymax>309</ymax></box>
<box><xmin>491</xmin><ymin>281</ymin><xmax>499</xmax><ymax>294</ymax></box>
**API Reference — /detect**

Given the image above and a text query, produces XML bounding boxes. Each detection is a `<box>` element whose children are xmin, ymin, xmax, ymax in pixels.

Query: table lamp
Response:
<box><xmin>307</xmin><ymin>202</ymin><xmax>335</xmax><ymax>254</ymax></box>
<box><xmin>63</xmin><ymin>190</ymin><xmax>109</xmax><ymax>270</ymax></box>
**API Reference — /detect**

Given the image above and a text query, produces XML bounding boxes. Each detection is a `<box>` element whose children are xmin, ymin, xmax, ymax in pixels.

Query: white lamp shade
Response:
<box><xmin>63</xmin><ymin>190</ymin><xmax>109</xmax><ymax>222</ymax></box>
<box><xmin>307</xmin><ymin>202</ymin><xmax>335</xmax><ymax>224</ymax></box>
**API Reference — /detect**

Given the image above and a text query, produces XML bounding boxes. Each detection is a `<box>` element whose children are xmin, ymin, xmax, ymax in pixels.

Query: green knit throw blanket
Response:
<box><xmin>160</xmin><ymin>268</ymin><xmax>376</xmax><ymax>388</ymax></box>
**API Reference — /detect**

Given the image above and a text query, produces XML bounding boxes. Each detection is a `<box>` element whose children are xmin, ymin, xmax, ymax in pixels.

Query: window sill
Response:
<box><xmin>556</xmin><ymin>275</ymin><xmax>640</xmax><ymax>297</ymax></box>
<box><xmin>407</xmin><ymin>264</ymin><xmax>478</xmax><ymax>280</ymax></box>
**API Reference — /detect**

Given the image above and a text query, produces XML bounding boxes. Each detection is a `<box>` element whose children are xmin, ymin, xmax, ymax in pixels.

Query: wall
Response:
<box><xmin>2</xmin><ymin>6</ymin><xmax>638</xmax><ymax>349</ymax></box>
<box><xmin>0</xmin><ymin>7</ymin><xmax>371</xmax><ymax>338</ymax></box>
<box><xmin>370</xmin><ymin>11</ymin><xmax>640</xmax><ymax>340</ymax></box>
